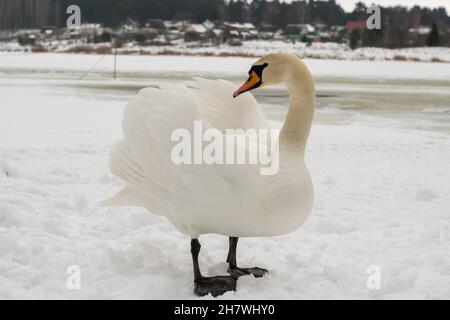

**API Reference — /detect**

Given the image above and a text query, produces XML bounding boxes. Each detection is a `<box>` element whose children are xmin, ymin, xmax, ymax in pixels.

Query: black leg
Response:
<box><xmin>191</xmin><ymin>239</ymin><xmax>202</xmax><ymax>282</ymax></box>
<box><xmin>191</xmin><ymin>238</ymin><xmax>236</xmax><ymax>297</ymax></box>
<box><xmin>226</xmin><ymin>237</ymin><xmax>268</xmax><ymax>279</ymax></box>
<box><xmin>226</xmin><ymin>237</ymin><xmax>238</xmax><ymax>267</ymax></box>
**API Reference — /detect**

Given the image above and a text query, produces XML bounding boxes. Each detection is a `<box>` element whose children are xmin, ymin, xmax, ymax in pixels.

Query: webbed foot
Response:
<box><xmin>194</xmin><ymin>275</ymin><xmax>237</xmax><ymax>297</ymax></box>
<box><xmin>228</xmin><ymin>266</ymin><xmax>268</xmax><ymax>278</ymax></box>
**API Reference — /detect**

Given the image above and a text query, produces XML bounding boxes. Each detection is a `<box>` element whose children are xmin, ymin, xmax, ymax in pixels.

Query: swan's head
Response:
<box><xmin>233</xmin><ymin>53</ymin><xmax>294</xmax><ymax>98</ymax></box>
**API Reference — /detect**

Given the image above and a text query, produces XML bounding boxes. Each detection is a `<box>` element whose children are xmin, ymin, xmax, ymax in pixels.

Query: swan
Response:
<box><xmin>103</xmin><ymin>53</ymin><xmax>315</xmax><ymax>297</ymax></box>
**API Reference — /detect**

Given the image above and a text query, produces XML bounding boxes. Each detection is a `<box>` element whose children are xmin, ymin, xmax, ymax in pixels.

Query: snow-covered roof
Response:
<box><xmin>186</xmin><ymin>24</ymin><xmax>207</xmax><ymax>33</ymax></box>
<box><xmin>224</xmin><ymin>22</ymin><xmax>255</xmax><ymax>30</ymax></box>
<box><xmin>346</xmin><ymin>21</ymin><xmax>366</xmax><ymax>30</ymax></box>
<box><xmin>286</xmin><ymin>24</ymin><xmax>315</xmax><ymax>34</ymax></box>
<box><xmin>81</xmin><ymin>23</ymin><xmax>102</xmax><ymax>29</ymax></box>
<box><xmin>303</xmin><ymin>24</ymin><xmax>316</xmax><ymax>32</ymax></box>
<box><xmin>15</xmin><ymin>29</ymin><xmax>41</xmax><ymax>35</ymax></box>
<box><xmin>203</xmin><ymin>21</ymin><xmax>215</xmax><ymax>30</ymax></box>
<box><xmin>242</xmin><ymin>23</ymin><xmax>256</xmax><ymax>30</ymax></box>
<box><xmin>409</xmin><ymin>27</ymin><xmax>431</xmax><ymax>35</ymax></box>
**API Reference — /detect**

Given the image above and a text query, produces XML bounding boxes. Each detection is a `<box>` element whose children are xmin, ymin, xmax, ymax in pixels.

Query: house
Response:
<box><xmin>272</xmin><ymin>29</ymin><xmax>286</xmax><ymax>41</ymax></box>
<box><xmin>202</xmin><ymin>20</ymin><xmax>215</xmax><ymax>31</ymax></box>
<box><xmin>227</xmin><ymin>38</ymin><xmax>243</xmax><ymax>46</ymax></box>
<box><xmin>329</xmin><ymin>25</ymin><xmax>346</xmax><ymax>42</ymax></box>
<box><xmin>285</xmin><ymin>24</ymin><xmax>315</xmax><ymax>42</ymax></box>
<box><xmin>260</xmin><ymin>23</ymin><xmax>278</xmax><ymax>33</ymax></box>
<box><xmin>258</xmin><ymin>23</ymin><xmax>280</xmax><ymax>40</ymax></box>
<box><xmin>184</xmin><ymin>24</ymin><xmax>208</xmax><ymax>42</ymax></box>
<box><xmin>241</xmin><ymin>23</ymin><xmax>258</xmax><ymax>40</ymax></box>
<box><xmin>314</xmin><ymin>23</ymin><xmax>327</xmax><ymax>32</ymax></box>
<box><xmin>211</xmin><ymin>28</ymin><xmax>224</xmax><ymax>44</ymax></box>
<box><xmin>145</xmin><ymin>19</ymin><xmax>166</xmax><ymax>33</ymax></box>
<box><xmin>164</xmin><ymin>21</ymin><xmax>184</xmax><ymax>41</ymax></box>
<box><xmin>69</xmin><ymin>23</ymin><xmax>104</xmax><ymax>41</ymax></box>
<box><xmin>346</xmin><ymin>21</ymin><xmax>366</xmax><ymax>31</ymax></box>
<box><xmin>317</xmin><ymin>30</ymin><xmax>331</xmax><ymax>42</ymax></box>
<box><xmin>14</xmin><ymin>29</ymin><xmax>41</xmax><ymax>46</ymax></box>
<box><xmin>114</xmin><ymin>24</ymin><xmax>138</xmax><ymax>43</ymax></box>
<box><xmin>41</xmin><ymin>26</ymin><xmax>55</xmax><ymax>36</ymax></box>
<box><xmin>346</xmin><ymin>21</ymin><xmax>366</xmax><ymax>48</ymax></box>
<box><xmin>139</xmin><ymin>27</ymin><xmax>160</xmax><ymax>42</ymax></box>
<box><xmin>223</xmin><ymin>22</ymin><xmax>258</xmax><ymax>40</ymax></box>
<box><xmin>408</xmin><ymin>26</ymin><xmax>431</xmax><ymax>46</ymax></box>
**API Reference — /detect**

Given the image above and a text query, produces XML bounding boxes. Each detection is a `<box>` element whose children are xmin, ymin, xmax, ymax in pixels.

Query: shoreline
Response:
<box><xmin>2</xmin><ymin>50</ymin><xmax>449</xmax><ymax>64</ymax></box>
<box><xmin>1</xmin><ymin>40</ymin><xmax>450</xmax><ymax>63</ymax></box>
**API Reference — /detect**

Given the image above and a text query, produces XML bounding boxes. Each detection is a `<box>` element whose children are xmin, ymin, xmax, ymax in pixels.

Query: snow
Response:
<box><xmin>187</xmin><ymin>24</ymin><xmax>207</xmax><ymax>34</ymax></box>
<box><xmin>3</xmin><ymin>41</ymin><xmax>450</xmax><ymax>63</ymax></box>
<box><xmin>114</xmin><ymin>42</ymin><xmax>450</xmax><ymax>63</ymax></box>
<box><xmin>1</xmin><ymin>53</ymin><xmax>450</xmax><ymax>81</ymax></box>
<box><xmin>1</xmin><ymin>55</ymin><xmax>450</xmax><ymax>299</ymax></box>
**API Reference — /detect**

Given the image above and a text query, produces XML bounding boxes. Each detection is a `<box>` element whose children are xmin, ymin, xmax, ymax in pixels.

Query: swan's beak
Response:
<box><xmin>233</xmin><ymin>71</ymin><xmax>261</xmax><ymax>98</ymax></box>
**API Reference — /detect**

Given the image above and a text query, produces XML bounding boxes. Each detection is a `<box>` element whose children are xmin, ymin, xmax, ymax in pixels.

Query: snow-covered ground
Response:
<box><xmin>112</xmin><ymin>41</ymin><xmax>450</xmax><ymax>63</ymax></box>
<box><xmin>2</xmin><ymin>40</ymin><xmax>450</xmax><ymax>63</ymax></box>
<box><xmin>1</xmin><ymin>52</ymin><xmax>450</xmax><ymax>81</ymax></box>
<box><xmin>0</xmin><ymin>54</ymin><xmax>449</xmax><ymax>299</ymax></box>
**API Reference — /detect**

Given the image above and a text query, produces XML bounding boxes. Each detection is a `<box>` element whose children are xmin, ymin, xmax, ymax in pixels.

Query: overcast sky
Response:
<box><xmin>335</xmin><ymin>0</ymin><xmax>450</xmax><ymax>12</ymax></box>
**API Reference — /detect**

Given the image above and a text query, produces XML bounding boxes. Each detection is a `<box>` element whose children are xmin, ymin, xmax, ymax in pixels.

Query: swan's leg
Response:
<box><xmin>226</xmin><ymin>237</ymin><xmax>268</xmax><ymax>278</ymax></box>
<box><xmin>191</xmin><ymin>239</ymin><xmax>236</xmax><ymax>297</ymax></box>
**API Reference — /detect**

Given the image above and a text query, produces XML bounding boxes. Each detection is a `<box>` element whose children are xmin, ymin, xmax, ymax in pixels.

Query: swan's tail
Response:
<box><xmin>99</xmin><ymin>140</ymin><xmax>168</xmax><ymax>216</ymax></box>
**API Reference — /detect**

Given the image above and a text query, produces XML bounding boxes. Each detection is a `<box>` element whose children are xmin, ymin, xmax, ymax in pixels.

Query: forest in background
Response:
<box><xmin>0</xmin><ymin>0</ymin><xmax>449</xmax><ymax>47</ymax></box>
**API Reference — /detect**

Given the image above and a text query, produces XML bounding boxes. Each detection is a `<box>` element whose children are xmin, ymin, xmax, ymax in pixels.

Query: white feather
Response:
<box><xmin>103</xmin><ymin>76</ymin><xmax>313</xmax><ymax>238</ymax></box>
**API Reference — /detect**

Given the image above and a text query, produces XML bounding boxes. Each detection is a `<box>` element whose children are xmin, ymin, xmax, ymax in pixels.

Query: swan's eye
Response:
<box><xmin>249</xmin><ymin>63</ymin><xmax>269</xmax><ymax>80</ymax></box>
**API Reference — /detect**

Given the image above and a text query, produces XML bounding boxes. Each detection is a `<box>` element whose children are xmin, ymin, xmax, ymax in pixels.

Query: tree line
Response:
<box><xmin>1</xmin><ymin>0</ymin><xmax>449</xmax><ymax>47</ymax></box>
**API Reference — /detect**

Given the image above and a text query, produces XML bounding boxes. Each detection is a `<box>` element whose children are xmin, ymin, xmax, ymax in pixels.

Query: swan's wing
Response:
<box><xmin>104</xmin><ymin>82</ymin><xmax>270</xmax><ymax>217</ymax></box>
<box><xmin>102</xmin><ymin>84</ymin><xmax>198</xmax><ymax>213</ymax></box>
<box><xmin>190</xmin><ymin>78</ymin><xmax>269</xmax><ymax>131</ymax></box>
<box><xmin>100</xmin><ymin>140</ymin><xmax>169</xmax><ymax>215</ymax></box>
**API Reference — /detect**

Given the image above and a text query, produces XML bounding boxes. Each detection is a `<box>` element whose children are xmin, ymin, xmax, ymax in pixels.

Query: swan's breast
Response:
<box><xmin>257</xmin><ymin>161</ymin><xmax>314</xmax><ymax>236</ymax></box>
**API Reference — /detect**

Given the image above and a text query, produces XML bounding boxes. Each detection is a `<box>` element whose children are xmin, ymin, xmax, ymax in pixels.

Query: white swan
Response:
<box><xmin>103</xmin><ymin>53</ymin><xmax>315</xmax><ymax>296</ymax></box>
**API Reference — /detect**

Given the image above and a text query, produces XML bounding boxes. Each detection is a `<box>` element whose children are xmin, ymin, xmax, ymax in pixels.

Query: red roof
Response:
<box><xmin>346</xmin><ymin>21</ymin><xmax>366</xmax><ymax>30</ymax></box>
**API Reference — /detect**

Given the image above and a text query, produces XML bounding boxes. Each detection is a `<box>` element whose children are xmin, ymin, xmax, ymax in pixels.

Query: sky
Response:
<box><xmin>335</xmin><ymin>0</ymin><xmax>450</xmax><ymax>12</ymax></box>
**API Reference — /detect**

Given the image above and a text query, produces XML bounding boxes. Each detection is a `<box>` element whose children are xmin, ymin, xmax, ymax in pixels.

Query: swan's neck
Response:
<box><xmin>279</xmin><ymin>64</ymin><xmax>315</xmax><ymax>155</ymax></box>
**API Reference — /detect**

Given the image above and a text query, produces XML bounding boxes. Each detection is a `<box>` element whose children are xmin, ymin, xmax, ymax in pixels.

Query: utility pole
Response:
<box><xmin>113</xmin><ymin>48</ymin><xmax>117</xmax><ymax>80</ymax></box>
<box><xmin>112</xmin><ymin>39</ymin><xmax>118</xmax><ymax>80</ymax></box>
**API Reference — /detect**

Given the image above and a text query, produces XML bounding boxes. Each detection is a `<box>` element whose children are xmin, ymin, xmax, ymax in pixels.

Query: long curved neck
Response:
<box><xmin>279</xmin><ymin>61</ymin><xmax>315</xmax><ymax>155</ymax></box>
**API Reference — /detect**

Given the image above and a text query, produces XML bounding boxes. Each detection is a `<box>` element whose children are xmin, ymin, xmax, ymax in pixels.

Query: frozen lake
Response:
<box><xmin>0</xmin><ymin>54</ymin><xmax>449</xmax><ymax>299</ymax></box>
<box><xmin>1</xmin><ymin>52</ymin><xmax>449</xmax><ymax>137</ymax></box>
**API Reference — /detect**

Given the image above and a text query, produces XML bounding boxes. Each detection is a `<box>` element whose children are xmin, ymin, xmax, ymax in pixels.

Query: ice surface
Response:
<box><xmin>1</xmin><ymin>53</ymin><xmax>450</xmax><ymax>81</ymax></box>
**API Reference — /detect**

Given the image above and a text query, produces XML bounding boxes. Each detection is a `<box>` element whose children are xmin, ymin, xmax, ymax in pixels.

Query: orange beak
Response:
<box><xmin>233</xmin><ymin>71</ymin><xmax>261</xmax><ymax>98</ymax></box>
